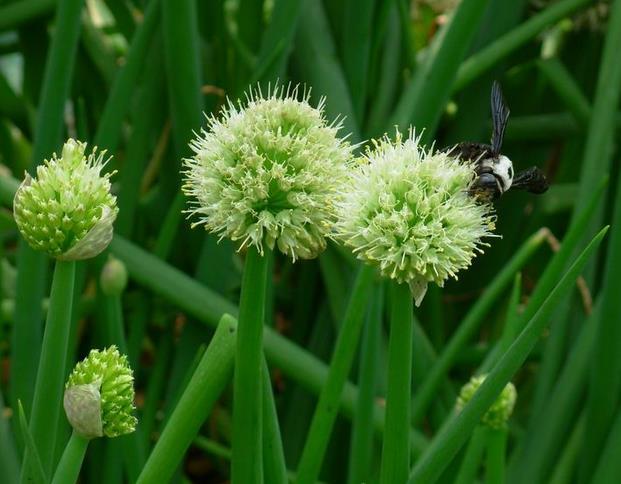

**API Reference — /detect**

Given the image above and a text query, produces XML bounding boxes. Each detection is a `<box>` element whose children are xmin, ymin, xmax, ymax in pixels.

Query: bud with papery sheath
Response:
<box><xmin>13</xmin><ymin>139</ymin><xmax>117</xmax><ymax>260</ymax></box>
<box><xmin>63</xmin><ymin>346</ymin><xmax>137</xmax><ymax>439</ymax></box>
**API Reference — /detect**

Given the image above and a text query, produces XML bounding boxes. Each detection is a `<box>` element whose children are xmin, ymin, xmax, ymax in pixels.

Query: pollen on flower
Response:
<box><xmin>334</xmin><ymin>130</ymin><xmax>495</xmax><ymax>305</ymax></box>
<box><xmin>455</xmin><ymin>374</ymin><xmax>517</xmax><ymax>429</ymax></box>
<box><xmin>182</xmin><ymin>84</ymin><xmax>353</xmax><ymax>261</ymax></box>
<box><xmin>13</xmin><ymin>139</ymin><xmax>118</xmax><ymax>260</ymax></box>
<box><xmin>64</xmin><ymin>346</ymin><xmax>137</xmax><ymax>439</ymax></box>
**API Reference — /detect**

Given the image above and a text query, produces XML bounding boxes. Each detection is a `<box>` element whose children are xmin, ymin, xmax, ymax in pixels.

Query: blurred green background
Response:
<box><xmin>1</xmin><ymin>0</ymin><xmax>620</xmax><ymax>482</ymax></box>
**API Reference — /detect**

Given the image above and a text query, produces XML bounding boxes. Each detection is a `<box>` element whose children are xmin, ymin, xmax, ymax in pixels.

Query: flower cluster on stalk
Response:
<box><xmin>13</xmin><ymin>139</ymin><xmax>117</xmax><ymax>260</ymax></box>
<box><xmin>183</xmin><ymin>85</ymin><xmax>353</xmax><ymax>261</ymax></box>
<box><xmin>334</xmin><ymin>131</ymin><xmax>495</xmax><ymax>305</ymax></box>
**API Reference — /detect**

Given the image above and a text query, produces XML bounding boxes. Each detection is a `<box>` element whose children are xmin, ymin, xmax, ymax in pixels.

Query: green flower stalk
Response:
<box><xmin>335</xmin><ymin>130</ymin><xmax>495</xmax><ymax>306</ymax></box>
<box><xmin>183</xmin><ymin>86</ymin><xmax>352</xmax><ymax>484</ymax></box>
<box><xmin>456</xmin><ymin>374</ymin><xmax>517</xmax><ymax>429</ymax></box>
<box><xmin>52</xmin><ymin>347</ymin><xmax>136</xmax><ymax>484</ymax></box>
<box><xmin>17</xmin><ymin>139</ymin><xmax>118</xmax><ymax>482</ymax></box>
<box><xmin>182</xmin><ymin>84</ymin><xmax>353</xmax><ymax>261</ymax></box>
<box><xmin>13</xmin><ymin>138</ymin><xmax>118</xmax><ymax>260</ymax></box>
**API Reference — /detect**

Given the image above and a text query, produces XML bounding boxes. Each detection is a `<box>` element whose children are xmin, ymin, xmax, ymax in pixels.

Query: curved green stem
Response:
<box><xmin>22</xmin><ymin>260</ymin><xmax>76</xmax><ymax>482</ymax></box>
<box><xmin>485</xmin><ymin>428</ymin><xmax>507</xmax><ymax>484</ymax></box>
<box><xmin>51</xmin><ymin>432</ymin><xmax>89</xmax><ymax>484</ymax></box>
<box><xmin>380</xmin><ymin>280</ymin><xmax>413</xmax><ymax>484</ymax></box>
<box><xmin>137</xmin><ymin>315</ymin><xmax>237</xmax><ymax>484</ymax></box>
<box><xmin>296</xmin><ymin>265</ymin><xmax>375</xmax><ymax>484</ymax></box>
<box><xmin>231</xmin><ymin>247</ymin><xmax>271</xmax><ymax>484</ymax></box>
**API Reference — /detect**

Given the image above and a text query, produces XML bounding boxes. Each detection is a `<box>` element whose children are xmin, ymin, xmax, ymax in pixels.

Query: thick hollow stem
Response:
<box><xmin>380</xmin><ymin>280</ymin><xmax>414</xmax><ymax>484</ymax></box>
<box><xmin>296</xmin><ymin>265</ymin><xmax>376</xmax><ymax>484</ymax></box>
<box><xmin>22</xmin><ymin>260</ymin><xmax>76</xmax><ymax>481</ymax></box>
<box><xmin>231</xmin><ymin>246</ymin><xmax>270</xmax><ymax>484</ymax></box>
<box><xmin>485</xmin><ymin>427</ymin><xmax>507</xmax><ymax>484</ymax></box>
<box><xmin>51</xmin><ymin>432</ymin><xmax>89</xmax><ymax>484</ymax></box>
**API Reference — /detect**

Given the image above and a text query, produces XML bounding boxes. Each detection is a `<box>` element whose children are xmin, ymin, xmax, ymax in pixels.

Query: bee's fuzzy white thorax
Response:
<box><xmin>481</xmin><ymin>155</ymin><xmax>514</xmax><ymax>193</ymax></box>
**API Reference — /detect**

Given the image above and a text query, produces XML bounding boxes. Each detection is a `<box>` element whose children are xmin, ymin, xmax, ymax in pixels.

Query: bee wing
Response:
<box><xmin>491</xmin><ymin>81</ymin><xmax>510</xmax><ymax>156</ymax></box>
<box><xmin>512</xmin><ymin>166</ymin><xmax>549</xmax><ymax>194</ymax></box>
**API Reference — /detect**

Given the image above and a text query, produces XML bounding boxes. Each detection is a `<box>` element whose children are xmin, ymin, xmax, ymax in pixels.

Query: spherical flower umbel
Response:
<box><xmin>13</xmin><ymin>139</ymin><xmax>117</xmax><ymax>260</ymax></box>
<box><xmin>335</xmin><ymin>131</ymin><xmax>495</xmax><ymax>305</ymax></box>
<box><xmin>182</xmin><ymin>85</ymin><xmax>353</xmax><ymax>261</ymax></box>
<box><xmin>455</xmin><ymin>374</ymin><xmax>517</xmax><ymax>429</ymax></box>
<box><xmin>63</xmin><ymin>346</ymin><xmax>137</xmax><ymax>439</ymax></box>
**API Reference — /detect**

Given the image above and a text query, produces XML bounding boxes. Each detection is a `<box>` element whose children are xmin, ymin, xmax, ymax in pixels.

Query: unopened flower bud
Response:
<box><xmin>64</xmin><ymin>346</ymin><xmax>136</xmax><ymax>439</ymax></box>
<box><xmin>13</xmin><ymin>139</ymin><xmax>117</xmax><ymax>260</ymax></box>
<box><xmin>455</xmin><ymin>374</ymin><xmax>517</xmax><ymax>429</ymax></box>
<box><xmin>100</xmin><ymin>256</ymin><xmax>128</xmax><ymax>296</ymax></box>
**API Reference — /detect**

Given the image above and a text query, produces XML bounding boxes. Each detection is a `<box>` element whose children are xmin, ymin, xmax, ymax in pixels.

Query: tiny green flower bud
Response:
<box><xmin>455</xmin><ymin>374</ymin><xmax>517</xmax><ymax>429</ymax></box>
<box><xmin>335</xmin><ymin>131</ymin><xmax>495</xmax><ymax>305</ymax></box>
<box><xmin>100</xmin><ymin>256</ymin><xmax>128</xmax><ymax>296</ymax></box>
<box><xmin>183</xmin><ymin>85</ymin><xmax>353</xmax><ymax>261</ymax></box>
<box><xmin>64</xmin><ymin>346</ymin><xmax>137</xmax><ymax>439</ymax></box>
<box><xmin>13</xmin><ymin>139</ymin><xmax>118</xmax><ymax>260</ymax></box>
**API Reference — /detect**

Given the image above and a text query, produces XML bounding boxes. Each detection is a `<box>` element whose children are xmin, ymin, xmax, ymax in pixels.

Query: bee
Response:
<box><xmin>445</xmin><ymin>81</ymin><xmax>549</xmax><ymax>202</ymax></box>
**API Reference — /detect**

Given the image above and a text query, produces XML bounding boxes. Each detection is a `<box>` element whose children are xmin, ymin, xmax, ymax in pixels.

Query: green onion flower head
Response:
<box><xmin>455</xmin><ymin>374</ymin><xmax>517</xmax><ymax>429</ymax></box>
<box><xmin>13</xmin><ymin>139</ymin><xmax>117</xmax><ymax>260</ymax></box>
<box><xmin>335</xmin><ymin>130</ymin><xmax>495</xmax><ymax>306</ymax></box>
<box><xmin>63</xmin><ymin>346</ymin><xmax>137</xmax><ymax>439</ymax></box>
<box><xmin>183</xmin><ymin>85</ymin><xmax>353</xmax><ymax>261</ymax></box>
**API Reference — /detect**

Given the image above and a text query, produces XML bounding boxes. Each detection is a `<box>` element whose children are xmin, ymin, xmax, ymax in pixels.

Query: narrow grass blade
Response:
<box><xmin>591</xmin><ymin>405</ymin><xmax>621</xmax><ymax>484</ymax></box>
<box><xmin>341</xmin><ymin>0</ymin><xmax>375</xmax><ymax>120</ymax></box>
<box><xmin>262</xmin><ymin>359</ymin><xmax>288</xmax><ymax>484</ymax></box>
<box><xmin>548</xmin><ymin>414</ymin><xmax>585</xmax><ymax>484</ymax></box>
<box><xmin>389</xmin><ymin>0</ymin><xmax>490</xmax><ymax>140</ymax></box>
<box><xmin>296</xmin><ymin>265</ymin><xmax>375</xmax><ymax>484</ymax></box>
<box><xmin>162</xmin><ymin>0</ymin><xmax>203</xmax><ymax>156</ymax></box>
<box><xmin>93</xmin><ymin>0</ymin><xmax>161</xmax><ymax>152</ymax></box>
<box><xmin>0</xmin><ymin>388</ymin><xmax>19</xmax><ymax>483</ymax></box>
<box><xmin>537</xmin><ymin>58</ymin><xmax>590</xmax><ymax>126</ymax></box>
<box><xmin>0</xmin><ymin>0</ymin><xmax>56</xmax><ymax>34</ymax></box>
<box><xmin>407</xmin><ymin>226</ymin><xmax>608</xmax><ymax>484</ymax></box>
<box><xmin>137</xmin><ymin>315</ymin><xmax>237</xmax><ymax>484</ymax></box>
<box><xmin>254</xmin><ymin>0</ymin><xmax>303</xmax><ymax>83</ymax></box>
<box><xmin>17</xmin><ymin>400</ymin><xmax>47</xmax><ymax>484</ymax></box>
<box><xmin>454</xmin><ymin>0</ymin><xmax>592</xmax><ymax>92</ymax></box>
<box><xmin>292</xmin><ymin>0</ymin><xmax>360</xmax><ymax>142</ymax></box>
<box><xmin>508</xmin><ymin>301</ymin><xmax>599</xmax><ymax>483</ymax></box>
<box><xmin>364</xmin><ymin>5</ymin><xmax>401</xmax><ymax>137</ymax></box>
